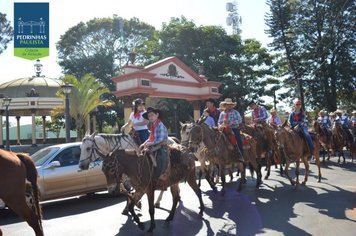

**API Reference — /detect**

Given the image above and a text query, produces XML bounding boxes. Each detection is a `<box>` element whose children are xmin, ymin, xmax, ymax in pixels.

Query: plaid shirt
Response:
<box><xmin>252</xmin><ymin>106</ymin><xmax>268</xmax><ymax>122</ymax></box>
<box><xmin>218</xmin><ymin>109</ymin><xmax>242</xmax><ymax>128</ymax></box>
<box><xmin>149</xmin><ymin>121</ymin><xmax>168</xmax><ymax>145</ymax></box>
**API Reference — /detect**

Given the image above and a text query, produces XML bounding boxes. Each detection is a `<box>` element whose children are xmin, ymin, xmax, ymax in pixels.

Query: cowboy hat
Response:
<box><xmin>352</xmin><ymin>110</ymin><xmax>356</xmax><ymax>115</ymax></box>
<box><xmin>142</xmin><ymin>107</ymin><xmax>163</xmax><ymax>120</ymax></box>
<box><xmin>247</xmin><ymin>100</ymin><xmax>256</xmax><ymax>106</ymax></box>
<box><xmin>219</xmin><ymin>98</ymin><xmax>237</xmax><ymax>107</ymax></box>
<box><xmin>335</xmin><ymin>109</ymin><xmax>343</xmax><ymax>114</ymax></box>
<box><xmin>132</xmin><ymin>98</ymin><xmax>145</xmax><ymax>107</ymax></box>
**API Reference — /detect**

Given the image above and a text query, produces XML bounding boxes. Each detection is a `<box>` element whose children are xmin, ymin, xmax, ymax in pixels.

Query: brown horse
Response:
<box><xmin>313</xmin><ymin>121</ymin><xmax>333</xmax><ymax>161</ymax></box>
<box><xmin>188</xmin><ymin>122</ymin><xmax>246</xmax><ymax>193</ymax></box>
<box><xmin>0</xmin><ymin>150</ymin><xmax>43</xmax><ymax>236</ymax></box>
<box><xmin>332</xmin><ymin>122</ymin><xmax>348</xmax><ymax>163</ymax></box>
<box><xmin>274</xmin><ymin>122</ymin><xmax>322</xmax><ymax>187</ymax></box>
<box><xmin>105</xmin><ymin>148</ymin><xmax>203</xmax><ymax>233</ymax></box>
<box><xmin>239</xmin><ymin>122</ymin><xmax>281</xmax><ymax>179</ymax></box>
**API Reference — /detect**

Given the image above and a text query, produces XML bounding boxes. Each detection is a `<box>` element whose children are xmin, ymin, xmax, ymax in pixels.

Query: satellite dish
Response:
<box><xmin>226</xmin><ymin>16</ymin><xmax>232</xmax><ymax>26</ymax></box>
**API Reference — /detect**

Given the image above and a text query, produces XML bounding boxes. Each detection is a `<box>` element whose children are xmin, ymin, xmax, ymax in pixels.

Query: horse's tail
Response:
<box><xmin>16</xmin><ymin>153</ymin><xmax>43</xmax><ymax>227</ymax></box>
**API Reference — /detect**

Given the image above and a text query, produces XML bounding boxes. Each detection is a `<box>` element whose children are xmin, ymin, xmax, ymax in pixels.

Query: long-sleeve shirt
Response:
<box><xmin>268</xmin><ymin>115</ymin><xmax>282</xmax><ymax>125</ymax></box>
<box><xmin>252</xmin><ymin>106</ymin><xmax>268</xmax><ymax>122</ymax></box>
<box><xmin>204</xmin><ymin>115</ymin><xmax>216</xmax><ymax>127</ymax></box>
<box><xmin>218</xmin><ymin>109</ymin><xmax>242</xmax><ymax>128</ymax></box>
<box><xmin>148</xmin><ymin>121</ymin><xmax>168</xmax><ymax>146</ymax></box>
<box><xmin>289</xmin><ymin>111</ymin><xmax>307</xmax><ymax>128</ymax></box>
<box><xmin>317</xmin><ymin>115</ymin><xmax>331</xmax><ymax>128</ymax></box>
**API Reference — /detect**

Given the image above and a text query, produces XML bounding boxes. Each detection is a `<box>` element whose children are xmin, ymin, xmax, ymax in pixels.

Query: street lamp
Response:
<box><xmin>2</xmin><ymin>97</ymin><xmax>11</xmax><ymax>150</ymax></box>
<box><xmin>34</xmin><ymin>59</ymin><xmax>43</xmax><ymax>77</ymax></box>
<box><xmin>61</xmin><ymin>83</ymin><xmax>73</xmax><ymax>143</ymax></box>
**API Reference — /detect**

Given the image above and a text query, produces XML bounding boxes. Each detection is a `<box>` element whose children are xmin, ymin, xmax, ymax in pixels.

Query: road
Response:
<box><xmin>1</xmin><ymin>158</ymin><xmax>355</xmax><ymax>236</ymax></box>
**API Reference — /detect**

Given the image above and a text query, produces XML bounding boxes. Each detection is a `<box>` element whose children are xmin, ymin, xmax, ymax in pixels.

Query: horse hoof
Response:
<box><xmin>154</xmin><ymin>203</ymin><xmax>160</xmax><ymax>208</ymax></box>
<box><xmin>138</xmin><ymin>222</ymin><xmax>145</xmax><ymax>230</ymax></box>
<box><xmin>301</xmin><ymin>181</ymin><xmax>306</xmax><ymax>186</ymax></box>
<box><xmin>121</xmin><ymin>209</ymin><xmax>129</xmax><ymax>215</ymax></box>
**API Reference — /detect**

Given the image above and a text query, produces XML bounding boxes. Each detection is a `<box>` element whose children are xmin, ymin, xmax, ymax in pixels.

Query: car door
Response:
<box><xmin>85</xmin><ymin>160</ymin><xmax>108</xmax><ymax>192</ymax></box>
<box><xmin>40</xmin><ymin>146</ymin><xmax>87</xmax><ymax>200</ymax></box>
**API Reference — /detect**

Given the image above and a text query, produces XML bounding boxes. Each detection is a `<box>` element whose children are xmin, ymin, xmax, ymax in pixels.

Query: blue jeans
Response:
<box><xmin>232</xmin><ymin>128</ymin><xmax>243</xmax><ymax>155</ymax></box>
<box><xmin>300</xmin><ymin>125</ymin><xmax>314</xmax><ymax>152</ymax></box>
<box><xmin>136</xmin><ymin>129</ymin><xmax>150</xmax><ymax>145</ymax></box>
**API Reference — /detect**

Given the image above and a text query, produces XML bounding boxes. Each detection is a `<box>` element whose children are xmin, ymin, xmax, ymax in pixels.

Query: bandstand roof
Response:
<box><xmin>0</xmin><ymin>76</ymin><xmax>63</xmax><ymax>116</ymax></box>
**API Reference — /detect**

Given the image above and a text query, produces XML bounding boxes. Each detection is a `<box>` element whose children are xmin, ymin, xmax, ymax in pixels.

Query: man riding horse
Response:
<box><xmin>317</xmin><ymin>110</ymin><xmax>332</xmax><ymax>142</ymax></box>
<box><xmin>140</xmin><ymin>106</ymin><xmax>170</xmax><ymax>187</ymax></box>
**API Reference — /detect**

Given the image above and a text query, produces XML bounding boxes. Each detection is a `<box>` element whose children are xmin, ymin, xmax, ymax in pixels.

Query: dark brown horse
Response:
<box><xmin>79</xmin><ymin>133</ymin><xmax>204</xmax><ymax>234</ymax></box>
<box><xmin>313</xmin><ymin>121</ymin><xmax>333</xmax><ymax>161</ymax></box>
<box><xmin>239</xmin><ymin>122</ymin><xmax>280</xmax><ymax>179</ymax></box>
<box><xmin>274</xmin><ymin>122</ymin><xmax>322</xmax><ymax>187</ymax></box>
<box><xmin>332</xmin><ymin>122</ymin><xmax>348</xmax><ymax>163</ymax></box>
<box><xmin>188</xmin><ymin>123</ymin><xmax>246</xmax><ymax>193</ymax></box>
<box><xmin>0</xmin><ymin>150</ymin><xmax>43</xmax><ymax>236</ymax></box>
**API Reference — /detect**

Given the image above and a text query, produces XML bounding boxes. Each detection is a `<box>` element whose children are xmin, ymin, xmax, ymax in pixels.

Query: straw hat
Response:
<box><xmin>352</xmin><ymin>110</ymin><xmax>356</xmax><ymax>115</ymax></box>
<box><xmin>335</xmin><ymin>109</ymin><xmax>343</xmax><ymax>114</ymax></box>
<box><xmin>219</xmin><ymin>98</ymin><xmax>237</xmax><ymax>107</ymax></box>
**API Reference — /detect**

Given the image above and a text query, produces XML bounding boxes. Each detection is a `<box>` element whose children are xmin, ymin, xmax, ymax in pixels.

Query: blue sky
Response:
<box><xmin>0</xmin><ymin>0</ymin><xmax>271</xmax><ymax>82</ymax></box>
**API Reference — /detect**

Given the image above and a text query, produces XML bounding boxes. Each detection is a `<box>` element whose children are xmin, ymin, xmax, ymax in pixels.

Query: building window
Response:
<box><xmin>211</xmin><ymin>87</ymin><xmax>218</xmax><ymax>93</ymax></box>
<box><xmin>141</xmin><ymin>80</ymin><xmax>150</xmax><ymax>86</ymax></box>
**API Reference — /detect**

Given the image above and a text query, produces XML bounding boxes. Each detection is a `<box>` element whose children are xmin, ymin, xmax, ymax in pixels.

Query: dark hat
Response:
<box><xmin>206</xmin><ymin>98</ymin><xmax>216</xmax><ymax>103</ymax></box>
<box><xmin>132</xmin><ymin>98</ymin><xmax>145</xmax><ymax>107</ymax></box>
<box><xmin>142</xmin><ymin>107</ymin><xmax>163</xmax><ymax>120</ymax></box>
<box><xmin>247</xmin><ymin>100</ymin><xmax>256</xmax><ymax>106</ymax></box>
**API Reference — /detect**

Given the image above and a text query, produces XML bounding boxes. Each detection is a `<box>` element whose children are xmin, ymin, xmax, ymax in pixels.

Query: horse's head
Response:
<box><xmin>180</xmin><ymin>122</ymin><xmax>194</xmax><ymax>146</ymax></box>
<box><xmin>79</xmin><ymin>132</ymin><xmax>98</xmax><ymax>170</ymax></box>
<box><xmin>188</xmin><ymin>124</ymin><xmax>203</xmax><ymax>150</ymax></box>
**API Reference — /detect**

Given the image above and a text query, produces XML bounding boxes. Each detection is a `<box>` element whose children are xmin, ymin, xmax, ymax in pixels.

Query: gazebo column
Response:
<box><xmin>192</xmin><ymin>101</ymin><xmax>202</xmax><ymax>122</ymax></box>
<box><xmin>91</xmin><ymin>109</ymin><xmax>97</xmax><ymax>133</ymax></box>
<box><xmin>0</xmin><ymin>111</ymin><xmax>3</xmax><ymax>148</ymax></box>
<box><xmin>42</xmin><ymin>116</ymin><xmax>46</xmax><ymax>144</ymax></box>
<box><xmin>16</xmin><ymin>116</ymin><xmax>21</xmax><ymax>145</ymax></box>
<box><xmin>31</xmin><ymin>109</ymin><xmax>37</xmax><ymax>147</ymax></box>
<box><xmin>122</xmin><ymin>97</ymin><xmax>133</xmax><ymax>122</ymax></box>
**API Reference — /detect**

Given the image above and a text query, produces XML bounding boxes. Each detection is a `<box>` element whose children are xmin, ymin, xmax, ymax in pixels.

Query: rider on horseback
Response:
<box><xmin>289</xmin><ymin>99</ymin><xmax>314</xmax><ymax>153</ymax></box>
<box><xmin>141</xmin><ymin>107</ymin><xmax>169</xmax><ymax>186</ymax></box>
<box><xmin>121</xmin><ymin>98</ymin><xmax>149</xmax><ymax>145</ymax></box>
<box><xmin>268</xmin><ymin>108</ymin><xmax>282</xmax><ymax>126</ymax></box>
<box><xmin>317</xmin><ymin>110</ymin><xmax>332</xmax><ymax>141</ymax></box>
<box><xmin>248</xmin><ymin>100</ymin><xmax>268</xmax><ymax>124</ymax></box>
<box><xmin>218</xmin><ymin>98</ymin><xmax>244</xmax><ymax>160</ymax></box>
<box><xmin>335</xmin><ymin>109</ymin><xmax>353</xmax><ymax>144</ymax></box>
<box><xmin>206</xmin><ymin>98</ymin><xmax>221</xmax><ymax>126</ymax></box>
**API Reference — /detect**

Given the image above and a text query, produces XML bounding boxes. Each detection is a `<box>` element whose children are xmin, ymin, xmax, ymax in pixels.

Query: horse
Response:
<box><xmin>331</xmin><ymin>122</ymin><xmax>348</xmax><ymax>163</ymax></box>
<box><xmin>187</xmin><ymin>122</ymin><xmax>246</xmax><ymax>193</ymax></box>
<box><xmin>274</xmin><ymin>121</ymin><xmax>322</xmax><ymax>187</ymax></box>
<box><xmin>180</xmin><ymin>122</ymin><xmax>217</xmax><ymax>191</ymax></box>
<box><xmin>239</xmin><ymin>122</ymin><xmax>281</xmax><ymax>179</ymax></box>
<box><xmin>0</xmin><ymin>150</ymin><xmax>43</xmax><ymax>236</ymax></box>
<box><xmin>79</xmin><ymin>132</ymin><xmax>204</xmax><ymax>234</ymax></box>
<box><xmin>313</xmin><ymin>120</ymin><xmax>333</xmax><ymax>161</ymax></box>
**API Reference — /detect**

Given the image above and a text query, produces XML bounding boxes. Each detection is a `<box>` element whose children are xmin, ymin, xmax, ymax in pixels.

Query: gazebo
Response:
<box><xmin>112</xmin><ymin>56</ymin><xmax>222</xmax><ymax>121</ymax></box>
<box><xmin>0</xmin><ymin>61</ymin><xmax>63</xmax><ymax>146</ymax></box>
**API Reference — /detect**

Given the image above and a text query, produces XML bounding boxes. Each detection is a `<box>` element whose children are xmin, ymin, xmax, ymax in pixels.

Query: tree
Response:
<box><xmin>266</xmin><ymin>0</ymin><xmax>356</xmax><ymax>111</ymax></box>
<box><xmin>0</xmin><ymin>12</ymin><xmax>13</xmax><ymax>54</ymax></box>
<box><xmin>53</xmin><ymin>74</ymin><xmax>113</xmax><ymax>140</ymax></box>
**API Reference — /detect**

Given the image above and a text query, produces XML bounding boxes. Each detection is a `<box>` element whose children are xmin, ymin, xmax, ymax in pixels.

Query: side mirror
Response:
<box><xmin>45</xmin><ymin>160</ymin><xmax>61</xmax><ymax>169</ymax></box>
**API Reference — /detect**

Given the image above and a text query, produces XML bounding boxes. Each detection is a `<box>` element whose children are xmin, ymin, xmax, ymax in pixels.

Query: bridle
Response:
<box><xmin>79</xmin><ymin>136</ymin><xmax>104</xmax><ymax>166</ymax></box>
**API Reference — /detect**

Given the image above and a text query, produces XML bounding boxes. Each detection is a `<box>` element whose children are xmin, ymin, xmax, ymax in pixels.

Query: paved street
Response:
<box><xmin>1</xmin><ymin>158</ymin><xmax>355</xmax><ymax>236</ymax></box>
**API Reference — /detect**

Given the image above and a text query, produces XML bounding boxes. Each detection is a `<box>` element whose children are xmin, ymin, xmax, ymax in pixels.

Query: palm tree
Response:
<box><xmin>53</xmin><ymin>74</ymin><xmax>113</xmax><ymax>140</ymax></box>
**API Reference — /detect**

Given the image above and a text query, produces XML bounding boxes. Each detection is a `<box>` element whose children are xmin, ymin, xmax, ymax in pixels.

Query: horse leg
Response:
<box><xmin>236</xmin><ymin>162</ymin><xmax>245</xmax><ymax>191</ymax></box>
<box><xmin>154</xmin><ymin>190</ymin><xmax>165</xmax><ymax>208</ymax></box>
<box><xmin>198</xmin><ymin>169</ymin><xmax>203</xmax><ymax>187</ymax></box>
<box><xmin>284</xmin><ymin>162</ymin><xmax>295</xmax><ymax>186</ymax></box>
<box><xmin>5</xmin><ymin>197</ymin><xmax>43</xmax><ymax>236</ymax></box>
<box><xmin>301</xmin><ymin>156</ymin><xmax>310</xmax><ymax>186</ymax></box>
<box><xmin>205</xmin><ymin>168</ymin><xmax>217</xmax><ymax>193</ymax></box>
<box><xmin>295</xmin><ymin>160</ymin><xmax>300</xmax><ymax>188</ymax></box>
<box><xmin>165</xmin><ymin>184</ymin><xmax>180</xmax><ymax>223</ymax></box>
<box><xmin>219</xmin><ymin>164</ymin><xmax>226</xmax><ymax>196</ymax></box>
<box><xmin>146</xmin><ymin>188</ymin><xmax>156</xmax><ymax>233</ymax></box>
<box><xmin>186</xmin><ymin>169</ymin><xmax>204</xmax><ymax>215</ymax></box>
<box><xmin>127</xmin><ymin>192</ymin><xmax>145</xmax><ymax>230</ymax></box>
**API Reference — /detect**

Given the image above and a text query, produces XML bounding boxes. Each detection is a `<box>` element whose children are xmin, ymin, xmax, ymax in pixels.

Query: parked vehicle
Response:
<box><xmin>0</xmin><ymin>142</ymin><xmax>108</xmax><ymax>209</ymax></box>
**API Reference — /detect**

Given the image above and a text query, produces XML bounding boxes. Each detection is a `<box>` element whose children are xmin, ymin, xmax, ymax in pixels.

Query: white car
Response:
<box><xmin>0</xmin><ymin>142</ymin><xmax>108</xmax><ymax>209</ymax></box>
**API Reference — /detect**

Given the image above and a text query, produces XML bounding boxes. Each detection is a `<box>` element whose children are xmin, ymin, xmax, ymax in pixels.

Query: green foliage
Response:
<box><xmin>0</xmin><ymin>13</ymin><xmax>13</xmax><ymax>54</ymax></box>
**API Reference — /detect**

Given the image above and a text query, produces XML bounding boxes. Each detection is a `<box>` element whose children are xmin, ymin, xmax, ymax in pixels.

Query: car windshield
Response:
<box><xmin>32</xmin><ymin>147</ymin><xmax>60</xmax><ymax>166</ymax></box>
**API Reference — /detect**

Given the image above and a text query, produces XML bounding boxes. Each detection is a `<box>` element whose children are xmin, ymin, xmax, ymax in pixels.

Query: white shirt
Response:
<box><xmin>129</xmin><ymin>111</ymin><xmax>148</xmax><ymax>131</ymax></box>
